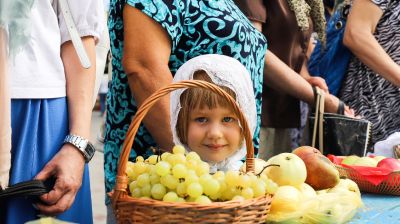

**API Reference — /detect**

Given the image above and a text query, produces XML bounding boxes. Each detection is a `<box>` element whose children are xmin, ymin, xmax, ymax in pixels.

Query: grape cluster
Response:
<box><xmin>126</xmin><ymin>145</ymin><xmax>278</xmax><ymax>204</ymax></box>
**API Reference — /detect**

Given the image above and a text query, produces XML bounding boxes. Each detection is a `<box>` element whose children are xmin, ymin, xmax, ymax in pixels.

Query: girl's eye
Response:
<box><xmin>194</xmin><ymin>117</ymin><xmax>207</xmax><ymax>123</ymax></box>
<box><xmin>222</xmin><ymin>117</ymin><xmax>234</xmax><ymax>122</ymax></box>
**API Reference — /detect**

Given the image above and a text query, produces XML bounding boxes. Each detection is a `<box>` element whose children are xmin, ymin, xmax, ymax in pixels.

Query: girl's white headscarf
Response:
<box><xmin>170</xmin><ymin>54</ymin><xmax>257</xmax><ymax>172</ymax></box>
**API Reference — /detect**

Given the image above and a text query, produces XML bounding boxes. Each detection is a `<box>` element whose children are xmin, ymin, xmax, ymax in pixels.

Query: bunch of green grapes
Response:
<box><xmin>125</xmin><ymin>145</ymin><xmax>278</xmax><ymax>204</ymax></box>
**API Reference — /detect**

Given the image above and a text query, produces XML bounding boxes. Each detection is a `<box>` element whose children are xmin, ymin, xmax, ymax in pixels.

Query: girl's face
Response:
<box><xmin>187</xmin><ymin>105</ymin><xmax>242</xmax><ymax>163</ymax></box>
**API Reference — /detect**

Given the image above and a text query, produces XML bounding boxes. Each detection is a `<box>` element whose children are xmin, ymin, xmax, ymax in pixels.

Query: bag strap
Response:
<box><xmin>311</xmin><ymin>87</ymin><xmax>325</xmax><ymax>154</ymax></box>
<box><xmin>58</xmin><ymin>0</ymin><xmax>91</xmax><ymax>69</ymax></box>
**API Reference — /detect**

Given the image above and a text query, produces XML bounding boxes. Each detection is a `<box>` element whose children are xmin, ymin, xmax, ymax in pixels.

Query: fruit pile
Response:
<box><xmin>126</xmin><ymin>145</ymin><xmax>278</xmax><ymax>204</ymax></box>
<box><xmin>260</xmin><ymin>147</ymin><xmax>364</xmax><ymax>224</ymax></box>
<box><xmin>337</xmin><ymin>155</ymin><xmax>400</xmax><ymax>171</ymax></box>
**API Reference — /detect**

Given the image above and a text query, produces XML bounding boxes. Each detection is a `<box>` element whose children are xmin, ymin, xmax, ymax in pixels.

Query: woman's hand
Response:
<box><xmin>34</xmin><ymin>145</ymin><xmax>85</xmax><ymax>216</ymax></box>
<box><xmin>305</xmin><ymin>76</ymin><xmax>329</xmax><ymax>93</ymax></box>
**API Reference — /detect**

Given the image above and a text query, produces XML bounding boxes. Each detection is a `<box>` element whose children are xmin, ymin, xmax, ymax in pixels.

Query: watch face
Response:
<box><xmin>85</xmin><ymin>143</ymin><xmax>96</xmax><ymax>162</ymax></box>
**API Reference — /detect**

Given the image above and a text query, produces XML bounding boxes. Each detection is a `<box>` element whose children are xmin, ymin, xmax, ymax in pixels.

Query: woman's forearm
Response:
<box><xmin>62</xmin><ymin>37</ymin><xmax>97</xmax><ymax>140</ymax></box>
<box><xmin>264</xmin><ymin>50</ymin><xmax>339</xmax><ymax>113</ymax></box>
<box><xmin>343</xmin><ymin>0</ymin><xmax>400</xmax><ymax>86</ymax></box>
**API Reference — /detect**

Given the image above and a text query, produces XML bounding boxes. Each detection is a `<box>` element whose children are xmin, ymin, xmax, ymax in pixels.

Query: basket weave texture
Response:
<box><xmin>111</xmin><ymin>80</ymin><xmax>272</xmax><ymax>223</ymax></box>
<box><xmin>335</xmin><ymin>165</ymin><xmax>400</xmax><ymax>195</ymax></box>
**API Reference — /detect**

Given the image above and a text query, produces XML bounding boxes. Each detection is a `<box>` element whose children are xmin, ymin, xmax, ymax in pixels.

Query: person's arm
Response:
<box><xmin>264</xmin><ymin>50</ymin><xmax>342</xmax><ymax>113</ymax></box>
<box><xmin>343</xmin><ymin>0</ymin><xmax>400</xmax><ymax>86</ymax></box>
<box><xmin>35</xmin><ymin>37</ymin><xmax>96</xmax><ymax>215</ymax></box>
<box><xmin>122</xmin><ymin>5</ymin><xmax>174</xmax><ymax>151</ymax></box>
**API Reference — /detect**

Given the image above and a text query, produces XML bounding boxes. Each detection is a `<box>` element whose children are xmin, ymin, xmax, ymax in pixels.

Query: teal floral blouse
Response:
<box><xmin>105</xmin><ymin>0</ymin><xmax>267</xmax><ymax>200</ymax></box>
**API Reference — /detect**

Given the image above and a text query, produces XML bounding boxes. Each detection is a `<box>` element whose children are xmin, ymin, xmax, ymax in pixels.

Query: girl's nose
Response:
<box><xmin>207</xmin><ymin>123</ymin><xmax>223</xmax><ymax>139</ymax></box>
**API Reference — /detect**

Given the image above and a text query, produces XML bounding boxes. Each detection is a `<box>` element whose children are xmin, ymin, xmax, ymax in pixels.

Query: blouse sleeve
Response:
<box><xmin>371</xmin><ymin>0</ymin><xmax>392</xmax><ymax>12</ymax></box>
<box><xmin>126</xmin><ymin>0</ymin><xmax>184</xmax><ymax>51</ymax></box>
<box><xmin>56</xmin><ymin>0</ymin><xmax>104</xmax><ymax>45</ymax></box>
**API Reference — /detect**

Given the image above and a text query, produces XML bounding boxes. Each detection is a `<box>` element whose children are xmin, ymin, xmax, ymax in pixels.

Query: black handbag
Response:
<box><xmin>309</xmin><ymin>87</ymin><xmax>372</xmax><ymax>156</ymax></box>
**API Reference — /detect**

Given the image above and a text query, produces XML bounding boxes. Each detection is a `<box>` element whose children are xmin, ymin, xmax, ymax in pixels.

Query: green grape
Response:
<box><xmin>265</xmin><ymin>179</ymin><xmax>279</xmax><ymax>194</ymax></box>
<box><xmin>129</xmin><ymin>181</ymin><xmax>138</xmax><ymax>194</ymax></box>
<box><xmin>140</xmin><ymin>196</ymin><xmax>151</xmax><ymax>199</ymax></box>
<box><xmin>133</xmin><ymin>161</ymin><xmax>148</xmax><ymax>175</ymax></box>
<box><xmin>141</xmin><ymin>184</ymin><xmax>152</xmax><ymax>197</ymax></box>
<box><xmin>172</xmin><ymin>164</ymin><xmax>188</xmax><ymax>179</ymax></box>
<box><xmin>176</xmin><ymin>197</ymin><xmax>186</xmax><ymax>203</ymax></box>
<box><xmin>252</xmin><ymin>179</ymin><xmax>266</xmax><ymax>197</ymax></box>
<box><xmin>225</xmin><ymin>171</ymin><xmax>239</xmax><ymax>187</ymax></box>
<box><xmin>186</xmin><ymin>151</ymin><xmax>201</xmax><ymax>161</ymax></box>
<box><xmin>209</xmin><ymin>191</ymin><xmax>222</xmax><ymax>201</ymax></box>
<box><xmin>136</xmin><ymin>173</ymin><xmax>150</xmax><ymax>187</ymax></box>
<box><xmin>187</xmin><ymin>183</ymin><xmax>203</xmax><ymax>198</ymax></box>
<box><xmin>161</xmin><ymin>152</ymin><xmax>171</xmax><ymax>161</ymax></box>
<box><xmin>221</xmin><ymin>186</ymin><xmax>236</xmax><ymax>200</ymax></box>
<box><xmin>126</xmin><ymin>165</ymin><xmax>136</xmax><ymax>181</ymax></box>
<box><xmin>241</xmin><ymin>187</ymin><xmax>254</xmax><ymax>199</ymax></box>
<box><xmin>147</xmin><ymin>155</ymin><xmax>159</xmax><ymax>165</ymax></box>
<box><xmin>146</xmin><ymin>164</ymin><xmax>156</xmax><ymax>174</ymax></box>
<box><xmin>151</xmin><ymin>183</ymin><xmax>167</xmax><ymax>200</ymax></box>
<box><xmin>195</xmin><ymin>162</ymin><xmax>210</xmax><ymax>176</ymax></box>
<box><xmin>131</xmin><ymin>188</ymin><xmax>141</xmax><ymax>198</ymax></box>
<box><xmin>172</xmin><ymin>145</ymin><xmax>186</xmax><ymax>154</ymax></box>
<box><xmin>149</xmin><ymin>174</ymin><xmax>160</xmax><ymax>185</ymax></box>
<box><xmin>195</xmin><ymin>195</ymin><xmax>212</xmax><ymax>204</ymax></box>
<box><xmin>176</xmin><ymin>182</ymin><xmax>187</xmax><ymax>197</ymax></box>
<box><xmin>185</xmin><ymin>159</ymin><xmax>198</xmax><ymax>170</ymax></box>
<box><xmin>199</xmin><ymin>174</ymin><xmax>212</xmax><ymax>187</ymax></box>
<box><xmin>202</xmin><ymin>178</ymin><xmax>220</xmax><ymax>196</ymax></box>
<box><xmin>155</xmin><ymin>161</ymin><xmax>171</xmax><ymax>177</ymax></box>
<box><xmin>218</xmin><ymin>181</ymin><xmax>227</xmax><ymax>194</ymax></box>
<box><xmin>162</xmin><ymin>192</ymin><xmax>178</xmax><ymax>202</ymax></box>
<box><xmin>184</xmin><ymin>172</ymin><xmax>199</xmax><ymax>186</ymax></box>
<box><xmin>163</xmin><ymin>174</ymin><xmax>179</xmax><ymax>190</ymax></box>
<box><xmin>136</xmin><ymin>156</ymin><xmax>144</xmax><ymax>162</ymax></box>
<box><xmin>213</xmin><ymin>171</ymin><xmax>225</xmax><ymax>179</ymax></box>
<box><xmin>232</xmin><ymin>195</ymin><xmax>245</xmax><ymax>201</ymax></box>
<box><xmin>238</xmin><ymin>174</ymin><xmax>251</xmax><ymax>188</ymax></box>
<box><xmin>168</xmin><ymin>154</ymin><xmax>186</xmax><ymax>166</ymax></box>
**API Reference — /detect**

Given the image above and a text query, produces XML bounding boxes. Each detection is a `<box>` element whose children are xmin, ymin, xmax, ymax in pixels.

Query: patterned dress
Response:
<box><xmin>105</xmin><ymin>0</ymin><xmax>267</xmax><ymax>200</ymax></box>
<box><xmin>339</xmin><ymin>0</ymin><xmax>400</xmax><ymax>146</ymax></box>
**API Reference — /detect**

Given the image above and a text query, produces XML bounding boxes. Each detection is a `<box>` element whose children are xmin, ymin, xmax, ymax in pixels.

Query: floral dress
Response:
<box><xmin>105</xmin><ymin>0</ymin><xmax>267</xmax><ymax>200</ymax></box>
<box><xmin>339</xmin><ymin>0</ymin><xmax>400</xmax><ymax>146</ymax></box>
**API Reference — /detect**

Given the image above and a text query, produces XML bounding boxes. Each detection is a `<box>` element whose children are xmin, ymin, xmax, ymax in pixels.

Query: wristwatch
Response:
<box><xmin>64</xmin><ymin>134</ymin><xmax>96</xmax><ymax>163</ymax></box>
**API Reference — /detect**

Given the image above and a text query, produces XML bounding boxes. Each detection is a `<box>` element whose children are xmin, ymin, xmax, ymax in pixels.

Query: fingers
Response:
<box><xmin>39</xmin><ymin>178</ymin><xmax>66</xmax><ymax>205</ymax></box>
<box><xmin>35</xmin><ymin>163</ymin><xmax>56</xmax><ymax>181</ymax></box>
<box><xmin>35</xmin><ymin>190</ymin><xmax>77</xmax><ymax>216</ymax></box>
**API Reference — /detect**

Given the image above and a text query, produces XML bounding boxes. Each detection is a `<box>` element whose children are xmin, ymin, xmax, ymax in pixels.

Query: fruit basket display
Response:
<box><xmin>329</xmin><ymin>155</ymin><xmax>400</xmax><ymax>195</ymax></box>
<box><xmin>110</xmin><ymin>80</ymin><xmax>272</xmax><ymax>223</ymax></box>
<box><xmin>335</xmin><ymin>165</ymin><xmax>400</xmax><ymax>195</ymax></box>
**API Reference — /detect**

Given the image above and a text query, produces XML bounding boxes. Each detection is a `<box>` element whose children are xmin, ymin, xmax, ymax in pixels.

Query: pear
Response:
<box><xmin>292</xmin><ymin>146</ymin><xmax>340</xmax><ymax>190</ymax></box>
<box><xmin>353</xmin><ymin>157</ymin><xmax>378</xmax><ymax>167</ymax></box>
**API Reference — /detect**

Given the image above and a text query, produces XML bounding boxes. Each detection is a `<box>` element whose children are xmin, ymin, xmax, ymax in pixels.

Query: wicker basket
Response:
<box><xmin>335</xmin><ymin>165</ymin><xmax>400</xmax><ymax>195</ymax></box>
<box><xmin>110</xmin><ymin>80</ymin><xmax>272</xmax><ymax>223</ymax></box>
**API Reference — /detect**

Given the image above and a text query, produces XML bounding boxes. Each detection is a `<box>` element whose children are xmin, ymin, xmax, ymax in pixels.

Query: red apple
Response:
<box><xmin>377</xmin><ymin>158</ymin><xmax>400</xmax><ymax>171</ymax></box>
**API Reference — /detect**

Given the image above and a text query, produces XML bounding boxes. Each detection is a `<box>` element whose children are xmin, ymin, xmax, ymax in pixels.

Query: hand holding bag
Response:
<box><xmin>309</xmin><ymin>87</ymin><xmax>372</xmax><ymax>156</ymax></box>
<box><xmin>307</xmin><ymin>1</ymin><xmax>352</xmax><ymax>96</ymax></box>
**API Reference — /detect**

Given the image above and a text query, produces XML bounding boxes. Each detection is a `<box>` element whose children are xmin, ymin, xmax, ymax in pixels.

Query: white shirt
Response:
<box><xmin>9</xmin><ymin>0</ymin><xmax>103</xmax><ymax>99</ymax></box>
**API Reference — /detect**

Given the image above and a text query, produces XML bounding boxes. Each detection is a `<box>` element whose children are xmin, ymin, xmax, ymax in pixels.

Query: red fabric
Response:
<box><xmin>328</xmin><ymin>154</ymin><xmax>393</xmax><ymax>186</ymax></box>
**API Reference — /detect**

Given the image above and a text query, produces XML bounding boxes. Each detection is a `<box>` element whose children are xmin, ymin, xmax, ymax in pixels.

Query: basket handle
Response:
<box><xmin>112</xmin><ymin>80</ymin><xmax>255</xmax><ymax>200</ymax></box>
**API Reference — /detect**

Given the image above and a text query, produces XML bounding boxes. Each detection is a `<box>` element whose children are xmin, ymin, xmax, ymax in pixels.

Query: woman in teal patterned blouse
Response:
<box><xmin>105</xmin><ymin>0</ymin><xmax>345</xmax><ymax>220</ymax></box>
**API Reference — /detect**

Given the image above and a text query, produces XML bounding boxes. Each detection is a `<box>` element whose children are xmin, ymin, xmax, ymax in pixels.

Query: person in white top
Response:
<box><xmin>0</xmin><ymin>0</ymin><xmax>103</xmax><ymax>223</ymax></box>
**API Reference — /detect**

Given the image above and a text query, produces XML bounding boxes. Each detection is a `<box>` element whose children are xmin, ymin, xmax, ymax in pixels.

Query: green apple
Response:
<box><xmin>353</xmin><ymin>157</ymin><xmax>378</xmax><ymax>167</ymax></box>
<box><xmin>341</xmin><ymin>155</ymin><xmax>360</xmax><ymax>165</ymax></box>
<box><xmin>373</xmin><ymin>156</ymin><xmax>386</xmax><ymax>163</ymax></box>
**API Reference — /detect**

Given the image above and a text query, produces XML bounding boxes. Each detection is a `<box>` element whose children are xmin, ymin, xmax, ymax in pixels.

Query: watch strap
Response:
<box><xmin>64</xmin><ymin>134</ymin><xmax>95</xmax><ymax>163</ymax></box>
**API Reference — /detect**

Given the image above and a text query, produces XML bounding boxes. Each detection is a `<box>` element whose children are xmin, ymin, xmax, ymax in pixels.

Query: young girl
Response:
<box><xmin>170</xmin><ymin>54</ymin><xmax>257</xmax><ymax>172</ymax></box>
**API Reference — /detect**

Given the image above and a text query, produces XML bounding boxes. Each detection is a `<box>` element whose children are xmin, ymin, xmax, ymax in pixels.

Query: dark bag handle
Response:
<box><xmin>0</xmin><ymin>179</ymin><xmax>54</xmax><ymax>202</ymax></box>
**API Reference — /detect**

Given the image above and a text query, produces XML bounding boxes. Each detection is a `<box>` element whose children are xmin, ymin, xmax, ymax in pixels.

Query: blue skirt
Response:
<box><xmin>0</xmin><ymin>98</ymin><xmax>93</xmax><ymax>224</ymax></box>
